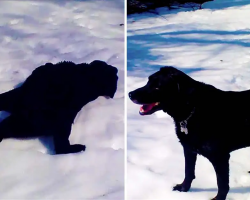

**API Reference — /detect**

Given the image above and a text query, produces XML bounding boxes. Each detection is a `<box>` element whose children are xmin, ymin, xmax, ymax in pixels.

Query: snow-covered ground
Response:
<box><xmin>127</xmin><ymin>1</ymin><xmax>250</xmax><ymax>200</ymax></box>
<box><xmin>0</xmin><ymin>1</ymin><xmax>124</xmax><ymax>199</ymax></box>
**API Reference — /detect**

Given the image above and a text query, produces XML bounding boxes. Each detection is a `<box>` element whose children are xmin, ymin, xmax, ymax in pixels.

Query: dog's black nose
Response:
<box><xmin>128</xmin><ymin>92</ymin><xmax>132</xmax><ymax>99</ymax></box>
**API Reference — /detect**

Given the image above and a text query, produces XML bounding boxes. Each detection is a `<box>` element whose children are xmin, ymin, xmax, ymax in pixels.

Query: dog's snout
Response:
<box><xmin>129</xmin><ymin>91</ymin><xmax>139</xmax><ymax>104</ymax></box>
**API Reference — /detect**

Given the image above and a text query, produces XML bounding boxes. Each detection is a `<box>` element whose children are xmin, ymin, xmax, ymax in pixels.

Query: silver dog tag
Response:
<box><xmin>180</xmin><ymin>120</ymin><xmax>188</xmax><ymax>134</ymax></box>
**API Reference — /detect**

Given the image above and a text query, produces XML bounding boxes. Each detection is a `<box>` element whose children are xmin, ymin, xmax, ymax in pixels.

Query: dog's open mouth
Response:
<box><xmin>139</xmin><ymin>102</ymin><xmax>161</xmax><ymax>115</ymax></box>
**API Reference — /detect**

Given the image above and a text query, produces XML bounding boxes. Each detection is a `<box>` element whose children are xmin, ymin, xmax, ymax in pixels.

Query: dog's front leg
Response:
<box><xmin>173</xmin><ymin>144</ymin><xmax>197</xmax><ymax>192</ymax></box>
<box><xmin>53</xmin><ymin>120</ymin><xmax>86</xmax><ymax>155</ymax></box>
<box><xmin>209</xmin><ymin>154</ymin><xmax>230</xmax><ymax>200</ymax></box>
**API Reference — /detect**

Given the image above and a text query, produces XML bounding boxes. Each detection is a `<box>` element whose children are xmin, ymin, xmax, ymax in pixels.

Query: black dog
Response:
<box><xmin>0</xmin><ymin>60</ymin><xmax>118</xmax><ymax>154</ymax></box>
<box><xmin>129</xmin><ymin>66</ymin><xmax>250</xmax><ymax>200</ymax></box>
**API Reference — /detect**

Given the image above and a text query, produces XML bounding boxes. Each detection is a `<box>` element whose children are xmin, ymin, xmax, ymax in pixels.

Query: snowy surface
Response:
<box><xmin>127</xmin><ymin>0</ymin><xmax>250</xmax><ymax>200</ymax></box>
<box><xmin>0</xmin><ymin>0</ymin><xmax>124</xmax><ymax>199</ymax></box>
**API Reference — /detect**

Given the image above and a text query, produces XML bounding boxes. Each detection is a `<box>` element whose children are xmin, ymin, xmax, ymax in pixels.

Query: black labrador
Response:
<box><xmin>0</xmin><ymin>60</ymin><xmax>118</xmax><ymax>154</ymax></box>
<box><xmin>129</xmin><ymin>66</ymin><xmax>250</xmax><ymax>200</ymax></box>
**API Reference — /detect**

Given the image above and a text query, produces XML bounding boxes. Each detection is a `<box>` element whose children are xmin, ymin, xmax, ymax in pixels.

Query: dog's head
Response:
<box><xmin>88</xmin><ymin>60</ymin><xmax>118</xmax><ymax>99</ymax></box>
<box><xmin>129</xmin><ymin>66</ymin><xmax>195</xmax><ymax>118</ymax></box>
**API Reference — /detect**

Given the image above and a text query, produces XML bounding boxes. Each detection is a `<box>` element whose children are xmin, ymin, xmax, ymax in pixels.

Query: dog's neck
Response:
<box><xmin>163</xmin><ymin>80</ymin><xmax>199</xmax><ymax>122</ymax></box>
<box><xmin>183</xmin><ymin>107</ymin><xmax>195</xmax><ymax>121</ymax></box>
<box><xmin>173</xmin><ymin>103</ymin><xmax>195</xmax><ymax>122</ymax></box>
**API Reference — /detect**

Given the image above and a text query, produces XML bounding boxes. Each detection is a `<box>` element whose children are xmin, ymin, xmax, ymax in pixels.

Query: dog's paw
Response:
<box><xmin>173</xmin><ymin>183</ymin><xmax>190</xmax><ymax>192</ymax></box>
<box><xmin>211</xmin><ymin>195</ymin><xmax>227</xmax><ymax>200</ymax></box>
<box><xmin>55</xmin><ymin>144</ymin><xmax>86</xmax><ymax>154</ymax></box>
<box><xmin>173</xmin><ymin>181</ymin><xmax>191</xmax><ymax>192</ymax></box>
<box><xmin>71</xmin><ymin>144</ymin><xmax>86</xmax><ymax>153</ymax></box>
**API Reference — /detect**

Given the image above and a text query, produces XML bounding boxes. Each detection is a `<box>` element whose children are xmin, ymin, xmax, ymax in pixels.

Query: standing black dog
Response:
<box><xmin>129</xmin><ymin>66</ymin><xmax>250</xmax><ymax>200</ymax></box>
<box><xmin>0</xmin><ymin>60</ymin><xmax>118</xmax><ymax>154</ymax></box>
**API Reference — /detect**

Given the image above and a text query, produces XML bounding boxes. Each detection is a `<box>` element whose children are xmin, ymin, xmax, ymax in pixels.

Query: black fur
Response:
<box><xmin>129</xmin><ymin>66</ymin><xmax>250</xmax><ymax>200</ymax></box>
<box><xmin>0</xmin><ymin>60</ymin><xmax>118</xmax><ymax>154</ymax></box>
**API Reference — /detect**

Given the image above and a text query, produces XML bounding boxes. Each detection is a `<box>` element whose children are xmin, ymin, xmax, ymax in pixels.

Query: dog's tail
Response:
<box><xmin>0</xmin><ymin>87</ymin><xmax>22</xmax><ymax>113</ymax></box>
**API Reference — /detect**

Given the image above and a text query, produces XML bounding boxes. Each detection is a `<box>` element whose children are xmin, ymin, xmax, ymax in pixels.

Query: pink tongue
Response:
<box><xmin>140</xmin><ymin>103</ymin><xmax>156</xmax><ymax>112</ymax></box>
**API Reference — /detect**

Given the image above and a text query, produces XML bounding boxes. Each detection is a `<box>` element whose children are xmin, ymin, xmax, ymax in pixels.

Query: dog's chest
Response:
<box><xmin>178</xmin><ymin>134</ymin><xmax>211</xmax><ymax>155</ymax></box>
<box><xmin>176</xmin><ymin>123</ymin><xmax>214</xmax><ymax>154</ymax></box>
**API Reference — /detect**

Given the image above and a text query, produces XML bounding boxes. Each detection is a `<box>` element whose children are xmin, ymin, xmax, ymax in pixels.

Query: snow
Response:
<box><xmin>0</xmin><ymin>0</ymin><xmax>124</xmax><ymax>199</ymax></box>
<box><xmin>127</xmin><ymin>0</ymin><xmax>250</xmax><ymax>200</ymax></box>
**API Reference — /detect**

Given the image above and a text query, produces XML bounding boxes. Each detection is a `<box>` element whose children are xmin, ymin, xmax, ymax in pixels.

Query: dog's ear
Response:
<box><xmin>160</xmin><ymin>66</ymin><xmax>184</xmax><ymax>78</ymax></box>
<box><xmin>160</xmin><ymin>66</ymin><xmax>194</xmax><ymax>91</ymax></box>
<box><xmin>160</xmin><ymin>67</ymin><xmax>167</xmax><ymax>71</ymax></box>
<box><xmin>159</xmin><ymin>66</ymin><xmax>172</xmax><ymax>75</ymax></box>
<box><xmin>90</xmin><ymin>60</ymin><xmax>118</xmax><ymax>74</ymax></box>
<box><xmin>160</xmin><ymin>66</ymin><xmax>173</xmax><ymax>70</ymax></box>
<box><xmin>159</xmin><ymin>66</ymin><xmax>197</xmax><ymax>106</ymax></box>
<box><xmin>160</xmin><ymin>66</ymin><xmax>176</xmax><ymax>72</ymax></box>
<box><xmin>157</xmin><ymin>67</ymin><xmax>180</xmax><ymax>92</ymax></box>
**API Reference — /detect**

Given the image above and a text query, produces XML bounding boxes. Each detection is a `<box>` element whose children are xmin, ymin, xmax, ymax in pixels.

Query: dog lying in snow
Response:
<box><xmin>0</xmin><ymin>60</ymin><xmax>118</xmax><ymax>154</ymax></box>
<box><xmin>129</xmin><ymin>66</ymin><xmax>250</xmax><ymax>200</ymax></box>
